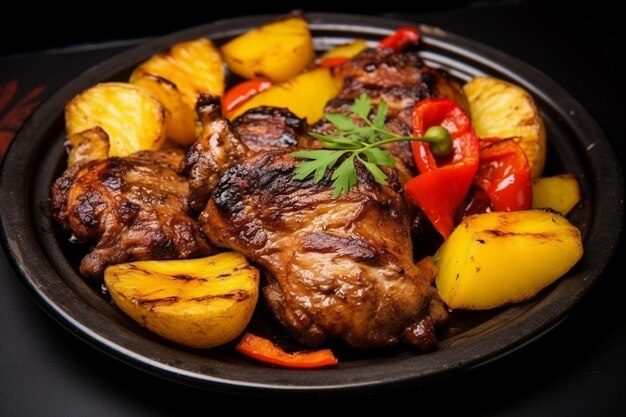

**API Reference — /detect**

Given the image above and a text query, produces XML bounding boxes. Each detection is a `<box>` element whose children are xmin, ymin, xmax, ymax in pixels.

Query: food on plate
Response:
<box><xmin>50</xmin><ymin>16</ymin><xmax>584</xmax><ymax>356</ymax></box>
<box><xmin>232</xmin><ymin>106</ymin><xmax>318</xmax><ymax>153</ymax></box>
<box><xmin>51</xmin><ymin>149</ymin><xmax>212</xmax><ymax>278</ymax></box>
<box><xmin>314</xmin><ymin>47</ymin><xmax>466</xmax><ymax>185</ymax></box>
<box><xmin>221</xmin><ymin>15</ymin><xmax>314</xmax><ymax>83</ymax></box>
<box><xmin>221</xmin><ymin>78</ymin><xmax>272</xmax><ymax>114</ymax></box>
<box><xmin>131</xmin><ymin>74</ymin><xmax>197</xmax><ymax>146</ymax></box>
<box><xmin>105</xmin><ymin>252</ymin><xmax>259</xmax><ymax>348</ymax></box>
<box><xmin>464</xmin><ymin>76</ymin><xmax>547</xmax><ymax>178</ymax></box>
<box><xmin>435</xmin><ymin>210</ymin><xmax>583</xmax><ymax>309</ymax></box>
<box><xmin>201</xmin><ymin>148</ymin><xmax>447</xmax><ymax>349</ymax></box>
<box><xmin>65</xmin><ymin>82</ymin><xmax>168</xmax><ymax>160</ymax></box>
<box><xmin>226</xmin><ymin>67</ymin><xmax>340</xmax><ymax>123</ymax></box>
<box><xmin>181</xmin><ymin>95</ymin><xmax>253</xmax><ymax>212</ymax></box>
<box><xmin>405</xmin><ymin>98</ymin><xmax>480</xmax><ymax>238</ymax></box>
<box><xmin>474</xmin><ymin>138</ymin><xmax>532</xmax><ymax>212</ymax></box>
<box><xmin>66</xmin><ymin>126</ymin><xmax>109</xmax><ymax>166</ymax></box>
<box><xmin>318</xmin><ymin>39</ymin><xmax>368</xmax><ymax>64</ymax></box>
<box><xmin>532</xmin><ymin>174</ymin><xmax>581</xmax><ymax>215</ymax></box>
<box><xmin>130</xmin><ymin>38</ymin><xmax>225</xmax><ymax>145</ymax></box>
<box><xmin>236</xmin><ymin>333</ymin><xmax>338</xmax><ymax>368</ymax></box>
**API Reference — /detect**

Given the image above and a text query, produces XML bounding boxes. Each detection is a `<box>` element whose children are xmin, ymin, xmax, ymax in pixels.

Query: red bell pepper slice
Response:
<box><xmin>236</xmin><ymin>333</ymin><xmax>338</xmax><ymax>369</ymax></box>
<box><xmin>318</xmin><ymin>56</ymin><xmax>350</xmax><ymax>68</ymax></box>
<box><xmin>474</xmin><ymin>138</ymin><xmax>532</xmax><ymax>212</ymax></box>
<box><xmin>221</xmin><ymin>78</ymin><xmax>271</xmax><ymax>114</ymax></box>
<box><xmin>405</xmin><ymin>98</ymin><xmax>479</xmax><ymax>239</ymax></box>
<box><xmin>379</xmin><ymin>27</ymin><xmax>421</xmax><ymax>51</ymax></box>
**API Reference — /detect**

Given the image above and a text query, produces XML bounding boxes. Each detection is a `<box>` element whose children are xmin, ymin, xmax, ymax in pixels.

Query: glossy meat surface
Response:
<box><xmin>233</xmin><ymin>106</ymin><xmax>318</xmax><ymax>153</ymax></box>
<box><xmin>200</xmin><ymin>149</ymin><xmax>447</xmax><ymax>349</ymax></box>
<box><xmin>51</xmin><ymin>149</ymin><xmax>212</xmax><ymax>278</ymax></box>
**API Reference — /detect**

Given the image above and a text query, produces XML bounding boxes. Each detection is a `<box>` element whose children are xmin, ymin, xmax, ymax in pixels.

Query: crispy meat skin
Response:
<box><xmin>182</xmin><ymin>97</ymin><xmax>319</xmax><ymax>212</ymax></box>
<box><xmin>51</xmin><ymin>149</ymin><xmax>212</xmax><ymax>278</ymax></box>
<box><xmin>201</xmin><ymin>149</ymin><xmax>447</xmax><ymax>349</ymax></box>
<box><xmin>233</xmin><ymin>106</ymin><xmax>318</xmax><ymax>153</ymax></box>
<box><xmin>181</xmin><ymin>94</ymin><xmax>252</xmax><ymax>212</ymax></box>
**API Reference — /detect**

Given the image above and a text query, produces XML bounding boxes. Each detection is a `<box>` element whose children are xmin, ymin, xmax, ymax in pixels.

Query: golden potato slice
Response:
<box><xmin>131</xmin><ymin>38</ymin><xmax>224</xmax><ymax>113</ymax></box>
<box><xmin>532</xmin><ymin>174</ymin><xmax>581</xmax><ymax>215</ymax></box>
<box><xmin>227</xmin><ymin>68</ymin><xmax>341</xmax><ymax>123</ymax></box>
<box><xmin>436</xmin><ymin>210</ymin><xmax>583</xmax><ymax>310</ymax></box>
<box><xmin>319</xmin><ymin>39</ymin><xmax>368</xmax><ymax>61</ymax></box>
<box><xmin>65</xmin><ymin>82</ymin><xmax>167</xmax><ymax>157</ymax></box>
<box><xmin>105</xmin><ymin>252</ymin><xmax>259</xmax><ymax>349</ymax></box>
<box><xmin>464</xmin><ymin>76</ymin><xmax>547</xmax><ymax>178</ymax></box>
<box><xmin>66</xmin><ymin>126</ymin><xmax>109</xmax><ymax>166</ymax></box>
<box><xmin>131</xmin><ymin>74</ymin><xmax>197</xmax><ymax>145</ymax></box>
<box><xmin>221</xmin><ymin>16</ymin><xmax>314</xmax><ymax>82</ymax></box>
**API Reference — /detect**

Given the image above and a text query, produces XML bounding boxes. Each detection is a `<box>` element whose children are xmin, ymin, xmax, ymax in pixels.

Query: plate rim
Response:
<box><xmin>0</xmin><ymin>13</ymin><xmax>623</xmax><ymax>395</ymax></box>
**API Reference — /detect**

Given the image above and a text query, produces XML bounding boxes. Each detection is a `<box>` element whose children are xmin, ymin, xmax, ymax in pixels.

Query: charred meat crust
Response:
<box><xmin>51</xmin><ymin>149</ymin><xmax>212</xmax><ymax>278</ymax></box>
<box><xmin>232</xmin><ymin>106</ymin><xmax>318</xmax><ymax>152</ymax></box>
<box><xmin>180</xmin><ymin>94</ymin><xmax>252</xmax><ymax>212</ymax></box>
<box><xmin>201</xmin><ymin>149</ymin><xmax>447</xmax><ymax>349</ymax></box>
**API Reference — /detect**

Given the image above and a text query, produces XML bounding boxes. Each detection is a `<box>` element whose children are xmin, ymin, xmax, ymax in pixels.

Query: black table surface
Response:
<box><xmin>1</xmin><ymin>4</ymin><xmax>624</xmax><ymax>416</ymax></box>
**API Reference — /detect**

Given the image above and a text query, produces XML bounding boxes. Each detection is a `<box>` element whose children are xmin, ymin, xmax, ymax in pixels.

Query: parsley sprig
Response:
<box><xmin>292</xmin><ymin>94</ymin><xmax>452</xmax><ymax>197</ymax></box>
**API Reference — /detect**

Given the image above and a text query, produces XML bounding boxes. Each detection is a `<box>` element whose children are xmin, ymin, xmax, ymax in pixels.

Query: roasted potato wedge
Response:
<box><xmin>464</xmin><ymin>76</ymin><xmax>547</xmax><ymax>178</ymax></box>
<box><xmin>105</xmin><ymin>252</ymin><xmax>259</xmax><ymax>348</ymax></box>
<box><xmin>131</xmin><ymin>74</ymin><xmax>197</xmax><ymax>146</ymax></box>
<box><xmin>227</xmin><ymin>68</ymin><xmax>340</xmax><ymax>123</ymax></box>
<box><xmin>65</xmin><ymin>82</ymin><xmax>167</xmax><ymax>157</ymax></box>
<box><xmin>319</xmin><ymin>39</ymin><xmax>368</xmax><ymax>61</ymax></box>
<box><xmin>221</xmin><ymin>16</ymin><xmax>314</xmax><ymax>82</ymax></box>
<box><xmin>532</xmin><ymin>174</ymin><xmax>581</xmax><ymax>215</ymax></box>
<box><xmin>66</xmin><ymin>126</ymin><xmax>109</xmax><ymax>166</ymax></box>
<box><xmin>436</xmin><ymin>210</ymin><xmax>583</xmax><ymax>310</ymax></box>
<box><xmin>130</xmin><ymin>38</ymin><xmax>224</xmax><ymax>145</ymax></box>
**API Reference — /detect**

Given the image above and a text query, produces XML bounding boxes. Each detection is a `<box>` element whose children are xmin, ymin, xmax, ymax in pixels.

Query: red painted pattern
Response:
<box><xmin>0</xmin><ymin>80</ymin><xmax>46</xmax><ymax>156</ymax></box>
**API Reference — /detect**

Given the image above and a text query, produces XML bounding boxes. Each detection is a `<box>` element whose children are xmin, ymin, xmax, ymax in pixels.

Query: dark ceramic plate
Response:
<box><xmin>0</xmin><ymin>14</ymin><xmax>622</xmax><ymax>395</ymax></box>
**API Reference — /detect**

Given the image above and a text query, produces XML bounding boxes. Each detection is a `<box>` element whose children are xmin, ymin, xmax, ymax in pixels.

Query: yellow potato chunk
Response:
<box><xmin>532</xmin><ymin>174</ymin><xmax>581</xmax><ymax>215</ymax></box>
<box><xmin>131</xmin><ymin>74</ymin><xmax>197</xmax><ymax>146</ymax></box>
<box><xmin>464</xmin><ymin>76</ymin><xmax>547</xmax><ymax>178</ymax></box>
<box><xmin>436</xmin><ymin>210</ymin><xmax>583</xmax><ymax>310</ymax></box>
<box><xmin>221</xmin><ymin>16</ymin><xmax>314</xmax><ymax>82</ymax></box>
<box><xmin>104</xmin><ymin>252</ymin><xmax>259</xmax><ymax>349</ymax></box>
<box><xmin>130</xmin><ymin>38</ymin><xmax>224</xmax><ymax>145</ymax></box>
<box><xmin>65</xmin><ymin>82</ymin><xmax>167</xmax><ymax>157</ymax></box>
<box><xmin>320</xmin><ymin>39</ymin><xmax>368</xmax><ymax>60</ymax></box>
<box><xmin>227</xmin><ymin>68</ymin><xmax>341</xmax><ymax>124</ymax></box>
<box><xmin>67</xmin><ymin>126</ymin><xmax>109</xmax><ymax>166</ymax></box>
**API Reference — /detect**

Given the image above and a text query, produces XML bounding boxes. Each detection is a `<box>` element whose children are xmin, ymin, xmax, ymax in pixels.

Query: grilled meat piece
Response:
<box><xmin>182</xmin><ymin>97</ymin><xmax>320</xmax><ymax>212</ymax></box>
<box><xmin>181</xmin><ymin>94</ymin><xmax>253</xmax><ymax>212</ymax></box>
<box><xmin>314</xmin><ymin>47</ymin><xmax>468</xmax><ymax>184</ymax></box>
<box><xmin>233</xmin><ymin>106</ymin><xmax>318</xmax><ymax>153</ymax></box>
<box><xmin>51</xmin><ymin>149</ymin><xmax>212</xmax><ymax>279</ymax></box>
<box><xmin>200</xmin><ymin>149</ymin><xmax>448</xmax><ymax>349</ymax></box>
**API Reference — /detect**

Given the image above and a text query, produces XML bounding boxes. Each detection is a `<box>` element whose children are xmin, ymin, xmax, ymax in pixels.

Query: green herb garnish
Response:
<box><xmin>292</xmin><ymin>94</ymin><xmax>452</xmax><ymax>197</ymax></box>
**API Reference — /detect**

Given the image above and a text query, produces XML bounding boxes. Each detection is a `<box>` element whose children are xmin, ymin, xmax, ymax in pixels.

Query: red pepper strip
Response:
<box><xmin>379</xmin><ymin>27</ymin><xmax>421</xmax><ymax>51</ymax></box>
<box><xmin>474</xmin><ymin>138</ymin><xmax>532</xmax><ymax>212</ymax></box>
<box><xmin>221</xmin><ymin>78</ymin><xmax>271</xmax><ymax>114</ymax></box>
<box><xmin>318</xmin><ymin>56</ymin><xmax>350</xmax><ymax>68</ymax></box>
<box><xmin>236</xmin><ymin>333</ymin><xmax>338</xmax><ymax>369</ymax></box>
<box><xmin>405</xmin><ymin>98</ymin><xmax>479</xmax><ymax>239</ymax></box>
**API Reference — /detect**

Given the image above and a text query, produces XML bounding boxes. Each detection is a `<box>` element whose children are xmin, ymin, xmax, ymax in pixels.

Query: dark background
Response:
<box><xmin>0</xmin><ymin>0</ymin><xmax>621</xmax><ymax>56</ymax></box>
<box><xmin>1</xmin><ymin>1</ymin><xmax>625</xmax><ymax>416</ymax></box>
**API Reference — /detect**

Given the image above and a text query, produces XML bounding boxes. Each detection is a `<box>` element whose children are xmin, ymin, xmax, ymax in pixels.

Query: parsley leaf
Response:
<box><xmin>292</xmin><ymin>93</ymin><xmax>452</xmax><ymax>197</ymax></box>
